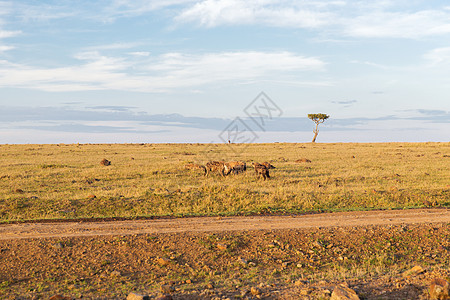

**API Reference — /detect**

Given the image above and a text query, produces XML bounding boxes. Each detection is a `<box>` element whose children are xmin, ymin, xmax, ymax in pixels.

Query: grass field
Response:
<box><xmin>0</xmin><ymin>142</ymin><xmax>449</xmax><ymax>222</ymax></box>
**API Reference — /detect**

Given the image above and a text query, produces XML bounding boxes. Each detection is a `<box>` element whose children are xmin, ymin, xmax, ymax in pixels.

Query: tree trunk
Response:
<box><xmin>311</xmin><ymin>123</ymin><xmax>319</xmax><ymax>143</ymax></box>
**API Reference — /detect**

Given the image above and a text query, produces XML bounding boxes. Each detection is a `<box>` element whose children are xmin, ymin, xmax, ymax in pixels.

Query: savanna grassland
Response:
<box><xmin>0</xmin><ymin>143</ymin><xmax>450</xmax><ymax>299</ymax></box>
<box><xmin>0</xmin><ymin>142</ymin><xmax>449</xmax><ymax>222</ymax></box>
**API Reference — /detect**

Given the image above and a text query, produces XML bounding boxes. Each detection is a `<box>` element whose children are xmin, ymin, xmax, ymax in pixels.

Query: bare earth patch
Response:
<box><xmin>0</xmin><ymin>208</ymin><xmax>449</xmax><ymax>240</ymax></box>
<box><xmin>0</xmin><ymin>209</ymin><xmax>449</xmax><ymax>299</ymax></box>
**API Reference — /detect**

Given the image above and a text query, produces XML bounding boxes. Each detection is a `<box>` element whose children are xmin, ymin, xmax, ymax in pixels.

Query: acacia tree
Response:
<box><xmin>307</xmin><ymin>113</ymin><xmax>330</xmax><ymax>143</ymax></box>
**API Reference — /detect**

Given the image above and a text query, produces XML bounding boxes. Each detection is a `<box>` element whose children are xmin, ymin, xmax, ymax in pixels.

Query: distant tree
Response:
<box><xmin>307</xmin><ymin>113</ymin><xmax>330</xmax><ymax>143</ymax></box>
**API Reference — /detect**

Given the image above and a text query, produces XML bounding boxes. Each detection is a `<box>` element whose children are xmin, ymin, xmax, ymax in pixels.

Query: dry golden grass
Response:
<box><xmin>0</xmin><ymin>142</ymin><xmax>449</xmax><ymax>222</ymax></box>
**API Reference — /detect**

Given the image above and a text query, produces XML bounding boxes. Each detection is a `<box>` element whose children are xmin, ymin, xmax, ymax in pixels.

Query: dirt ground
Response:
<box><xmin>0</xmin><ymin>209</ymin><xmax>449</xmax><ymax>299</ymax></box>
<box><xmin>2</xmin><ymin>209</ymin><xmax>449</xmax><ymax>240</ymax></box>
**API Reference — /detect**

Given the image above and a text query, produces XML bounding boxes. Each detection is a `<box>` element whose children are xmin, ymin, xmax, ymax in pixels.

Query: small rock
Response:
<box><xmin>126</xmin><ymin>292</ymin><xmax>150</xmax><ymax>300</ymax></box>
<box><xmin>251</xmin><ymin>287</ymin><xmax>262</xmax><ymax>296</ymax></box>
<box><xmin>300</xmin><ymin>288</ymin><xmax>312</xmax><ymax>295</ymax></box>
<box><xmin>294</xmin><ymin>280</ymin><xmax>306</xmax><ymax>286</ymax></box>
<box><xmin>429</xmin><ymin>278</ymin><xmax>449</xmax><ymax>300</ymax></box>
<box><xmin>330</xmin><ymin>285</ymin><xmax>360</xmax><ymax>300</ymax></box>
<box><xmin>217</xmin><ymin>243</ymin><xmax>228</xmax><ymax>251</ymax></box>
<box><xmin>185</xmin><ymin>279</ymin><xmax>192</xmax><ymax>284</ymax></box>
<box><xmin>295</xmin><ymin>158</ymin><xmax>312</xmax><ymax>163</ymax></box>
<box><xmin>313</xmin><ymin>241</ymin><xmax>323</xmax><ymax>248</ymax></box>
<box><xmin>52</xmin><ymin>242</ymin><xmax>64</xmax><ymax>249</ymax></box>
<box><xmin>402</xmin><ymin>265</ymin><xmax>425</xmax><ymax>278</ymax></box>
<box><xmin>100</xmin><ymin>158</ymin><xmax>111</xmax><ymax>166</ymax></box>
<box><xmin>322</xmin><ymin>289</ymin><xmax>332</xmax><ymax>296</ymax></box>
<box><xmin>155</xmin><ymin>295</ymin><xmax>172</xmax><ymax>300</ymax></box>
<box><xmin>14</xmin><ymin>188</ymin><xmax>24</xmax><ymax>193</ymax></box>
<box><xmin>157</xmin><ymin>257</ymin><xmax>172</xmax><ymax>266</ymax></box>
<box><xmin>160</xmin><ymin>285</ymin><xmax>174</xmax><ymax>294</ymax></box>
<box><xmin>238</xmin><ymin>257</ymin><xmax>248</xmax><ymax>264</ymax></box>
<box><xmin>110</xmin><ymin>270</ymin><xmax>121</xmax><ymax>277</ymax></box>
<box><xmin>48</xmin><ymin>295</ymin><xmax>71</xmax><ymax>300</ymax></box>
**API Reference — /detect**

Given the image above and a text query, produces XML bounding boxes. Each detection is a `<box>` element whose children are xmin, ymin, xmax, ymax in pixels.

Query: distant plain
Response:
<box><xmin>1</xmin><ymin>142</ymin><xmax>449</xmax><ymax>222</ymax></box>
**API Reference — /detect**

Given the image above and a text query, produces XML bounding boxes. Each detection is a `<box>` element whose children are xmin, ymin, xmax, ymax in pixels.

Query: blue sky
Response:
<box><xmin>0</xmin><ymin>0</ymin><xmax>449</xmax><ymax>143</ymax></box>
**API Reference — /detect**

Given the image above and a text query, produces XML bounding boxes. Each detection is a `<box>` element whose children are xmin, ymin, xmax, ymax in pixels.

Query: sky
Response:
<box><xmin>0</xmin><ymin>0</ymin><xmax>449</xmax><ymax>144</ymax></box>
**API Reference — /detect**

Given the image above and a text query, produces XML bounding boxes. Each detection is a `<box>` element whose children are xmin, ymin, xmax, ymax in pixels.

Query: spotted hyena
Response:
<box><xmin>206</xmin><ymin>161</ymin><xmax>228</xmax><ymax>177</ymax></box>
<box><xmin>252</xmin><ymin>162</ymin><xmax>271</xmax><ymax>180</ymax></box>
<box><xmin>225</xmin><ymin>161</ymin><xmax>247</xmax><ymax>175</ymax></box>
<box><xmin>261</xmin><ymin>162</ymin><xmax>275</xmax><ymax>169</ymax></box>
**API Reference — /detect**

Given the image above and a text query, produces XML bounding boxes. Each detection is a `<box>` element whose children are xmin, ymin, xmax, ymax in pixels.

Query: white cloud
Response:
<box><xmin>0</xmin><ymin>51</ymin><xmax>326</xmax><ymax>92</ymax></box>
<box><xmin>101</xmin><ymin>0</ymin><xmax>197</xmax><ymax>21</ymax></box>
<box><xmin>0</xmin><ymin>29</ymin><xmax>20</xmax><ymax>39</ymax></box>
<box><xmin>1</xmin><ymin>0</ymin><xmax>194</xmax><ymax>25</ymax></box>
<box><xmin>1</xmin><ymin>1</ymin><xmax>77</xmax><ymax>23</ymax></box>
<box><xmin>144</xmin><ymin>51</ymin><xmax>325</xmax><ymax>89</ymax></box>
<box><xmin>0</xmin><ymin>1</ymin><xmax>12</xmax><ymax>16</ymax></box>
<box><xmin>5</xmin><ymin>0</ymin><xmax>450</xmax><ymax>40</ymax></box>
<box><xmin>175</xmin><ymin>0</ymin><xmax>450</xmax><ymax>39</ymax></box>
<box><xmin>0</xmin><ymin>29</ymin><xmax>20</xmax><ymax>55</ymax></box>
<box><xmin>84</xmin><ymin>42</ymin><xmax>142</xmax><ymax>51</ymax></box>
<box><xmin>424</xmin><ymin>47</ymin><xmax>450</xmax><ymax>65</ymax></box>
<box><xmin>16</xmin><ymin>6</ymin><xmax>76</xmax><ymax>22</ymax></box>
<box><xmin>344</xmin><ymin>10</ymin><xmax>450</xmax><ymax>38</ymax></box>
<box><xmin>176</xmin><ymin>0</ymin><xmax>335</xmax><ymax>28</ymax></box>
<box><xmin>129</xmin><ymin>52</ymin><xmax>150</xmax><ymax>57</ymax></box>
<box><xmin>0</xmin><ymin>45</ymin><xmax>13</xmax><ymax>52</ymax></box>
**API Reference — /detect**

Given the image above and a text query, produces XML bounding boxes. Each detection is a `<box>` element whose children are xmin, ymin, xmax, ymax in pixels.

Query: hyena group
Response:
<box><xmin>185</xmin><ymin>161</ymin><xmax>275</xmax><ymax>180</ymax></box>
<box><xmin>205</xmin><ymin>161</ymin><xmax>247</xmax><ymax>177</ymax></box>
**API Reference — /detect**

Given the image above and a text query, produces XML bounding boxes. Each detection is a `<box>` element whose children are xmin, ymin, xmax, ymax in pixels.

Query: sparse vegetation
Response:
<box><xmin>0</xmin><ymin>223</ymin><xmax>448</xmax><ymax>299</ymax></box>
<box><xmin>0</xmin><ymin>142</ymin><xmax>449</xmax><ymax>222</ymax></box>
<box><xmin>307</xmin><ymin>113</ymin><xmax>330</xmax><ymax>142</ymax></box>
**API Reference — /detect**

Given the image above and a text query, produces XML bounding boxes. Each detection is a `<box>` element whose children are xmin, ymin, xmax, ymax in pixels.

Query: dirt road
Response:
<box><xmin>1</xmin><ymin>208</ymin><xmax>448</xmax><ymax>240</ymax></box>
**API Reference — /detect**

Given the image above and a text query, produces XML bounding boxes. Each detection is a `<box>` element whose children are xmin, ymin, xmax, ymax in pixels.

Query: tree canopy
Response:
<box><xmin>307</xmin><ymin>113</ymin><xmax>330</xmax><ymax>124</ymax></box>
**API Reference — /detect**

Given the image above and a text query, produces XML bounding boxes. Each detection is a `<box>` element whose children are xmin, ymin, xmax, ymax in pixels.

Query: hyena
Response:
<box><xmin>225</xmin><ymin>161</ymin><xmax>247</xmax><ymax>175</ymax></box>
<box><xmin>252</xmin><ymin>162</ymin><xmax>271</xmax><ymax>180</ymax></box>
<box><xmin>261</xmin><ymin>162</ymin><xmax>275</xmax><ymax>169</ymax></box>
<box><xmin>206</xmin><ymin>161</ymin><xmax>228</xmax><ymax>177</ymax></box>
<box><xmin>184</xmin><ymin>163</ymin><xmax>207</xmax><ymax>175</ymax></box>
